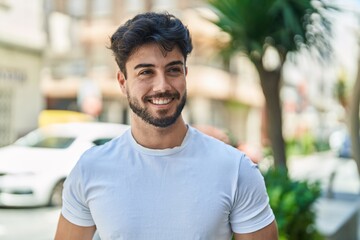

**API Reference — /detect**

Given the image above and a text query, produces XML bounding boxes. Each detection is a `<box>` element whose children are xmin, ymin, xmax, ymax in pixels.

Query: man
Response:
<box><xmin>55</xmin><ymin>12</ymin><xmax>278</xmax><ymax>240</ymax></box>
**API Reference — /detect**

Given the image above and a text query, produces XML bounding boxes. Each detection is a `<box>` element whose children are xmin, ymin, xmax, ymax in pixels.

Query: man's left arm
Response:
<box><xmin>234</xmin><ymin>220</ymin><xmax>278</xmax><ymax>240</ymax></box>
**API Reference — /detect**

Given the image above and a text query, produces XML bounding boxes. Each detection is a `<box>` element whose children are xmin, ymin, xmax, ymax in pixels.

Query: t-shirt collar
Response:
<box><xmin>128</xmin><ymin>125</ymin><xmax>191</xmax><ymax>156</ymax></box>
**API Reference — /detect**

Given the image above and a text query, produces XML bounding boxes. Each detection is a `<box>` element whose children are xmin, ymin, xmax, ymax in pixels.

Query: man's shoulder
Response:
<box><xmin>80</xmin><ymin>129</ymin><xmax>131</xmax><ymax>162</ymax></box>
<box><xmin>188</xmin><ymin>126</ymin><xmax>246</xmax><ymax>164</ymax></box>
<box><xmin>190</xmin><ymin>127</ymin><xmax>240</xmax><ymax>152</ymax></box>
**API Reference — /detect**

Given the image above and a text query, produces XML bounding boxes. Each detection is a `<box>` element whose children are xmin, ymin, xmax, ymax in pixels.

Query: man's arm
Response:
<box><xmin>234</xmin><ymin>220</ymin><xmax>278</xmax><ymax>240</ymax></box>
<box><xmin>54</xmin><ymin>214</ymin><xmax>96</xmax><ymax>240</ymax></box>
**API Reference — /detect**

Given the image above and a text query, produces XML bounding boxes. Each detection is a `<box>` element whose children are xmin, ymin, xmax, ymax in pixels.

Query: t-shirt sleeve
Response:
<box><xmin>61</xmin><ymin>154</ymin><xmax>95</xmax><ymax>227</ymax></box>
<box><xmin>230</xmin><ymin>155</ymin><xmax>275</xmax><ymax>234</ymax></box>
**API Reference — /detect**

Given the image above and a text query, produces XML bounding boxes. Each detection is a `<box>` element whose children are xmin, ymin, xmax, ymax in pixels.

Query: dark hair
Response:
<box><xmin>109</xmin><ymin>12</ymin><xmax>193</xmax><ymax>78</ymax></box>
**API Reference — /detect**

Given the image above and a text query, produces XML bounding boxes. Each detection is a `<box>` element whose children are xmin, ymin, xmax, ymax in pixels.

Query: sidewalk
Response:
<box><xmin>287</xmin><ymin>151</ymin><xmax>360</xmax><ymax>240</ymax></box>
<box><xmin>288</xmin><ymin>150</ymin><xmax>360</xmax><ymax>195</ymax></box>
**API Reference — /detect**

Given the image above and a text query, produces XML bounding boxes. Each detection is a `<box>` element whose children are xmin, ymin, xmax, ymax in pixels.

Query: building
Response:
<box><xmin>0</xmin><ymin>0</ymin><xmax>46</xmax><ymax>146</ymax></box>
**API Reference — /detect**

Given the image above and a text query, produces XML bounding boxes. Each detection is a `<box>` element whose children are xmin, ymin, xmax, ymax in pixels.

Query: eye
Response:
<box><xmin>167</xmin><ymin>67</ymin><xmax>183</xmax><ymax>76</ymax></box>
<box><xmin>139</xmin><ymin>69</ymin><xmax>153</xmax><ymax>76</ymax></box>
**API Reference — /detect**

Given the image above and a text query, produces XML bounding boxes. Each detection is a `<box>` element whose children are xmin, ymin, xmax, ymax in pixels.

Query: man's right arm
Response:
<box><xmin>54</xmin><ymin>214</ymin><xmax>96</xmax><ymax>240</ymax></box>
<box><xmin>234</xmin><ymin>220</ymin><xmax>278</xmax><ymax>240</ymax></box>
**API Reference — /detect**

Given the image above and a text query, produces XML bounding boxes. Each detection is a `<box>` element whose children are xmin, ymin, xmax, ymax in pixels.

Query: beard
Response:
<box><xmin>127</xmin><ymin>90</ymin><xmax>186</xmax><ymax>128</ymax></box>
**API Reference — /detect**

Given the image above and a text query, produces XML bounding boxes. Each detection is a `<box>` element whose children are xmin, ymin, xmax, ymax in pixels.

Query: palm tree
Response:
<box><xmin>207</xmin><ymin>0</ymin><xmax>335</xmax><ymax>169</ymax></box>
<box><xmin>350</xmin><ymin>57</ymin><xmax>360</xmax><ymax>175</ymax></box>
<box><xmin>343</xmin><ymin>2</ymin><xmax>360</xmax><ymax>189</ymax></box>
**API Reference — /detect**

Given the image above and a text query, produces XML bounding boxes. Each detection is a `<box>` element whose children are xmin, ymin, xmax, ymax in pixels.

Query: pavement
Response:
<box><xmin>288</xmin><ymin>150</ymin><xmax>360</xmax><ymax>195</ymax></box>
<box><xmin>286</xmin><ymin>150</ymin><xmax>360</xmax><ymax>240</ymax></box>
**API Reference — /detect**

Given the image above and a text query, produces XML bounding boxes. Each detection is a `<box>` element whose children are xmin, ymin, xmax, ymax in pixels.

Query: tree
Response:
<box><xmin>346</xmin><ymin>3</ymin><xmax>360</xmax><ymax>186</ymax></box>
<box><xmin>350</xmin><ymin>57</ymin><xmax>360</xmax><ymax>175</ymax></box>
<box><xmin>207</xmin><ymin>0</ymin><xmax>335</xmax><ymax>169</ymax></box>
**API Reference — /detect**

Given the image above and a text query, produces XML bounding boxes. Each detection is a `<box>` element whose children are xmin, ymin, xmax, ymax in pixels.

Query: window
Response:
<box><xmin>29</xmin><ymin>137</ymin><xmax>75</xmax><ymax>149</ymax></box>
<box><xmin>16</xmin><ymin>134</ymin><xmax>75</xmax><ymax>149</ymax></box>
<box><xmin>0</xmin><ymin>86</ymin><xmax>14</xmax><ymax>147</ymax></box>
<box><xmin>30</xmin><ymin>137</ymin><xmax>75</xmax><ymax>149</ymax></box>
<box><xmin>92</xmin><ymin>0</ymin><xmax>112</xmax><ymax>17</ymax></box>
<box><xmin>93</xmin><ymin>138</ymin><xmax>112</xmax><ymax>146</ymax></box>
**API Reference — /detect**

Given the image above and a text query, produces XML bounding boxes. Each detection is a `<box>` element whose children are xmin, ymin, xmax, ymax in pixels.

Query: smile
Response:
<box><xmin>149</xmin><ymin>97</ymin><xmax>173</xmax><ymax>105</ymax></box>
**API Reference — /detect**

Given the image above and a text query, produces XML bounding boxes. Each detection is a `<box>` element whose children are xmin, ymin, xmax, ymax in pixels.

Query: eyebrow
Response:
<box><xmin>133</xmin><ymin>61</ymin><xmax>184</xmax><ymax>70</ymax></box>
<box><xmin>134</xmin><ymin>63</ymin><xmax>154</xmax><ymax>70</ymax></box>
<box><xmin>166</xmin><ymin>61</ymin><xmax>184</xmax><ymax>67</ymax></box>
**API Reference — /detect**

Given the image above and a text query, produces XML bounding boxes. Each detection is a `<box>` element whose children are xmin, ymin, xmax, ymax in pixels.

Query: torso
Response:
<box><xmin>84</xmin><ymin>127</ymin><xmax>239</xmax><ymax>240</ymax></box>
<box><xmin>62</xmin><ymin>126</ymin><xmax>273</xmax><ymax>240</ymax></box>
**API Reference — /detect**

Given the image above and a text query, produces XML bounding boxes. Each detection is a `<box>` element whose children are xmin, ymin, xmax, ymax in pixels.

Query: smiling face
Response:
<box><xmin>117</xmin><ymin>43</ymin><xmax>187</xmax><ymax>128</ymax></box>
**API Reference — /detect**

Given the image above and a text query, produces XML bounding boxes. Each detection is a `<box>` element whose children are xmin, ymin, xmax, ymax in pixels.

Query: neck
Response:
<box><xmin>130</xmin><ymin>116</ymin><xmax>188</xmax><ymax>149</ymax></box>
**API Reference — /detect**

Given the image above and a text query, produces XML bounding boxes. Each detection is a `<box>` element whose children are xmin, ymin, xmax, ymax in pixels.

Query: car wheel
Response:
<box><xmin>49</xmin><ymin>179</ymin><xmax>65</xmax><ymax>207</ymax></box>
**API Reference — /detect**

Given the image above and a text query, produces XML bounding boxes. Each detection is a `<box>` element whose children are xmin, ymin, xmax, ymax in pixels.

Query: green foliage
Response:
<box><xmin>314</xmin><ymin>138</ymin><xmax>330</xmax><ymax>152</ymax></box>
<box><xmin>286</xmin><ymin>132</ymin><xmax>315</xmax><ymax>157</ymax></box>
<box><xmin>335</xmin><ymin>69</ymin><xmax>350</xmax><ymax>107</ymax></box>
<box><xmin>207</xmin><ymin>0</ymin><xmax>335</xmax><ymax>61</ymax></box>
<box><xmin>286</xmin><ymin>133</ymin><xmax>330</xmax><ymax>157</ymax></box>
<box><xmin>263</xmin><ymin>167</ymin><xmax>323</xmax><ymax>240</ymax></box>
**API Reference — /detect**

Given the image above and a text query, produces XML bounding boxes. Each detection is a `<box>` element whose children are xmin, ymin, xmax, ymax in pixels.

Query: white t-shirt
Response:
<box><xmin>62</xmin><ymin>126</ymin><xmax>274</xmax><ymax>240</ymax></box>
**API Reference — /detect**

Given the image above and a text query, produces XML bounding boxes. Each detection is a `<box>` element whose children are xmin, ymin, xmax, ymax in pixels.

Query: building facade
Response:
<box><xmin>0</xmin><ymin>0</ymin><xmax>46</xmax><ymax>146</ymax></box>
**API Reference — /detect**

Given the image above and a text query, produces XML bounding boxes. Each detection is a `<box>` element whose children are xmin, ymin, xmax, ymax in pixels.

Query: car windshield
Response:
<box><xmin>15</xmin><ymin>131</ymin><xmax>75</xmax><ymax>149</ymax></box>
<box><xmin>93</xmin><ymin>138</ymin><xmax>112</xmax><ymax>146</ymax></box>
<box><xmin>29</xmin><ymin>137</ymin><xmax>75</xmax><ymax>149</ymax></box>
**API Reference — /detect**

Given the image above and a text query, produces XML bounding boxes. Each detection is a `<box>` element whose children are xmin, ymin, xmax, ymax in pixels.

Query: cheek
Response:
<box><xmin>172</xmin><ymin>76</ymin><xmax>186</xmax><ymax>89</ymax></box>
<box><xmin>177</xmin><ymin>80</ymin><xmax>187</xmax><ymax>93</ymax></box>
<box><xmin>127</xmin><ymin>83</ymin><xmax>148</xmax><ymax>98</ymax></box>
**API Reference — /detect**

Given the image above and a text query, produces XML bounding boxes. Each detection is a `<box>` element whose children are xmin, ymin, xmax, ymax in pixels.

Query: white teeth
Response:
<box><xmin>151</xmin><ymin>98</ymin><xmax>172</xmax><ymax>105</ymax></box>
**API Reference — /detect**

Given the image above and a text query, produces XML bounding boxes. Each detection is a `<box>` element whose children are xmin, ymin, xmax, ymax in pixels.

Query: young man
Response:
<box><xmin>55</xmin><ymin>12</ymin><xmax>278</xmax><ymax>240</ymax></box>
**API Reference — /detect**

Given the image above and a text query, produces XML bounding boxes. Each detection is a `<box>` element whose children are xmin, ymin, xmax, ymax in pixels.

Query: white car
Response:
<box><xmin>0</xmin><ymin>122</ymin><xmax>129</xmax><ymax>207</ymax></box>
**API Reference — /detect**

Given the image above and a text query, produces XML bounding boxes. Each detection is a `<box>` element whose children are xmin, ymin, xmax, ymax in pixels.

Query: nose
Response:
<box><xmin>152</xmin><ymin>73</ymin><xmax>172</xmax><ymax>92</ymax></box>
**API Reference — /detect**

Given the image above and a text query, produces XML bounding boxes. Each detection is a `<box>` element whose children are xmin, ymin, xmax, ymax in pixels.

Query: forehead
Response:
<box><xmin>126</xmin><ymin>43</ymin><xmax>184</xmax><ymax>67</ymax></box>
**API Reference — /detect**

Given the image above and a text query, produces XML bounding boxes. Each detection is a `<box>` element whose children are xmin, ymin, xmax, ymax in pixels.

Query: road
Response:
<box><xmin>0</xmin><ymin>207</ymin><xmax>60</xmax><ymax>240</ymax></box>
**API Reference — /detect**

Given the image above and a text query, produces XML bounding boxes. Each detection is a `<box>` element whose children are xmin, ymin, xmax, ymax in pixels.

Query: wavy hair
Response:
<box><xmin>109</xmin><ymin>12</ymin><xmax>193</xmax><ymax>79</ymax></box>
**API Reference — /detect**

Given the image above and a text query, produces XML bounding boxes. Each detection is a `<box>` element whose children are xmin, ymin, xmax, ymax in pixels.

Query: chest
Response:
<box><xmin>85</xmin><ymin>158</ymin><xmax>235</xmax><ymax>240</ymax></box>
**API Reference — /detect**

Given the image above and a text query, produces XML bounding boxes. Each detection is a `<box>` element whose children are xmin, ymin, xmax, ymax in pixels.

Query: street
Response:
<box><xmin>0</xmin><ymin>207</ymin><xmax>60</xmax><ymax>240</ymax></box>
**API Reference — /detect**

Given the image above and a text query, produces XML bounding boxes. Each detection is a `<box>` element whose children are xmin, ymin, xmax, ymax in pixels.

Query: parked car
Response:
<box><xmin>0</xmin><ymin>122</ymin><xmax>129</xmax><ymax>207</ymax></box>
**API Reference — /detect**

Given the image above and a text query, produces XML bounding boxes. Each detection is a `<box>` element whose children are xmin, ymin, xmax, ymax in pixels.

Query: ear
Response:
<box><xmin>117</xmin><ymin>71</ymin><xmax>127</xmax><ymax>94</ymax></box>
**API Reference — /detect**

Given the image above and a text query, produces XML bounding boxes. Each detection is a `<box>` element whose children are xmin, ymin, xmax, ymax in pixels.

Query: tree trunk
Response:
<box><xmin>255</xmin><ymin>62</ymin><xmax>287</xmax><ymax>169</ymax></box>
<box><xmin>350</xmin><ymin>60</ymin><xmax>360</xmax><ymax>176</ymax></box>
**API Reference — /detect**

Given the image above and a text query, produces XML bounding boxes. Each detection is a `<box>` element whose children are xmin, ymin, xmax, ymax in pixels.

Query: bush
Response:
<box><xmin>263</xmin><ymin>167</ymin><xmax>323</xmax><ymax>240</ymax></box>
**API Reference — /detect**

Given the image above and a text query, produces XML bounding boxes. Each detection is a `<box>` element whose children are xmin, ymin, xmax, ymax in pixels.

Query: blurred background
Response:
<box><xmin>0</xmin><ymin>0</ymin><xmax>360</xmax><ymax>239</ymax></box>
<box><xmin>0</xmin><ymin>0</ymin><xmax>358</xmax><ymax>155</ymax></box>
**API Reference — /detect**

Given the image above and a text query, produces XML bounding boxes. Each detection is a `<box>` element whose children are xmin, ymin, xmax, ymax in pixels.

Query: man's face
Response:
<box><xmin>118</xmin><ymin>43</ymin><xmax>187</xmax><ymax>128</ymax></box>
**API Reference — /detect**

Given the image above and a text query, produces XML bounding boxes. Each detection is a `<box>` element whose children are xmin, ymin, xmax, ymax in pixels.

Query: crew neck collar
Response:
<box><xmin>128</xmin><ymin>125</ymin><xmax>191</xmax><ymax>156</ymax></box>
